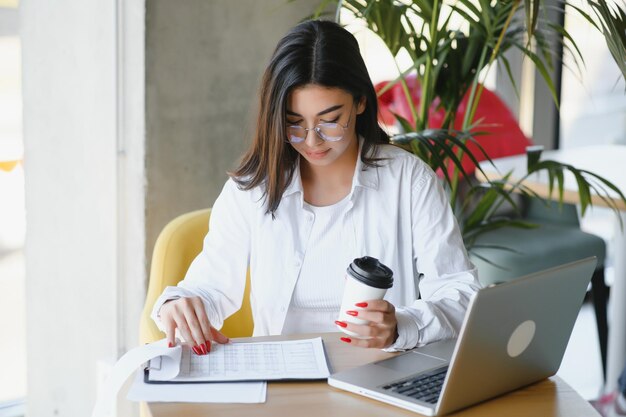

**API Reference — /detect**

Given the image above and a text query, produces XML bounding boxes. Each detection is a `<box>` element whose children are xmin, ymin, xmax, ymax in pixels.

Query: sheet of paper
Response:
<box><xmin>91</xmin><ymin>339</ymin><xmax>182</xmax><ymax>417</ymax></box>
<box><xmin>149</xmin><ymin>337</ymin><xmax>330</xmax><ymax>382</ymax></box>
<box><xmin>127</xmin><ymin>370</ymin><xmax>267</xmax><ymax>403</ymax></box>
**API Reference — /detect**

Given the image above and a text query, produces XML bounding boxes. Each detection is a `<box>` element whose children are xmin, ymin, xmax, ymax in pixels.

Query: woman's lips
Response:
<box><xmin>305</xmin><ymin>149</ymin><xmax>331</xmax><ymax>159</ymax></box>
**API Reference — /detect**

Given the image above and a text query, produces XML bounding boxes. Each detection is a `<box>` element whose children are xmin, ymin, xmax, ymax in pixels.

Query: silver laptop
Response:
<box><xmin>328</xmin><ymin>257</ymin><xmax>596</xmax><ymax>416</ymax></box>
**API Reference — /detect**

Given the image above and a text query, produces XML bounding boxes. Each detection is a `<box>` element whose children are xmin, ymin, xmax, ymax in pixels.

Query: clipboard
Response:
<box><xmin>143</xmin><ymin>337</ymin><xmax>331</xmax><ymax>384</ymax></box>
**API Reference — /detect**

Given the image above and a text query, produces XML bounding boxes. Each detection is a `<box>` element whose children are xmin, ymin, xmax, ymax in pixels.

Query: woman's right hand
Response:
<box><xmin>159</xmin><ymin>296</ymin><xmax>229</xmax><ymax>355</ymax></box>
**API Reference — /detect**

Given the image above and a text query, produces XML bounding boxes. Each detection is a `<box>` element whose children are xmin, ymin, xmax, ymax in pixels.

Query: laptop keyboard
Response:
<box><xmin>381</xmin><ymin>366</ymin><xmax>449</xmax><ymax>404</ymax></box>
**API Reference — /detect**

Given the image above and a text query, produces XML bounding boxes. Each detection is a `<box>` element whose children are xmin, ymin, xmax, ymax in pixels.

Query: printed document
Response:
<box><xmin>148</xmin><ymin>337</ymin><xmax>330</xmax><ymax>383</ymax></box>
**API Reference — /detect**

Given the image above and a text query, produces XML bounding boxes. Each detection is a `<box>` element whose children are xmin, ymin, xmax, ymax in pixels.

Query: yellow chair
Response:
<box><xmin>138</xmin><ymin>209</ymin><xmax>253</xmax><ymax>417</ymax></box>
<box><xmin>0</xmin><ymin>159</ymin><xmax>21</xmax><ymax>172</ymax></box>
<box><xmin>139</xmin><ymin>208</ymin><xmax>253</xmax><ymax>345</ymax></box>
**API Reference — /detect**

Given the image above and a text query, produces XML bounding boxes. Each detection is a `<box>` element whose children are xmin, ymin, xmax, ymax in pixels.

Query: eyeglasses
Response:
<box><xmin>286</xmin><ymin>106</ymin><xmax>354</xmax><ymax>144</ymax></box>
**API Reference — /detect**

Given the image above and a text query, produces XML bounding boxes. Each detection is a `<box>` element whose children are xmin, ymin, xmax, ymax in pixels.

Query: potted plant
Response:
<box><xmin>308</xmin><ymin>0</ymin><xmax>626</xmax><ymax>255</ymax></box>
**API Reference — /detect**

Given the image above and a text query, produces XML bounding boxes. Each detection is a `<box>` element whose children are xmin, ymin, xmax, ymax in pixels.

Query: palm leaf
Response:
<box><xmin>322</xmin><ymin>0</ymin><xmax>626</xmax><ymax>248</ymax></box>
<box><xmin>588</xmin><ymin>1</ymin><xmax>626</xmax><ymax>81</ymax></box>
<box><xmin>391</xmin><ymin>127</ymin><xmax>493</xmax><ymax>188</ymax></box>
<box><xmin>524</xmin><ymin>0</ymin><xmax>541</xmax><ymax>39</ymax></box>
<box><xmin>464</xmin><ymin>218</ymin><xmax>539</xmax><ymax>250</ymax></box>
<box><xmin>521</xmin><ymin>159</ymin><xmax>626</xmax><ymax>226</ymax></box>
<box><xmin>510</xmin><ymin>39</ymin><xmax>559</xmax><ymax>106</ymax></box>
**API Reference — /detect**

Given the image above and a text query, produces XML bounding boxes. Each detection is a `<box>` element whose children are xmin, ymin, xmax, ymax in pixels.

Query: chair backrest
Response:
<box><xmin>139</xmin><ymin>208</ymin><xmax>253</xmax><ymax>344</ymax></box>
<box><xmin>524</xmin><ymin>197</ymin><xmax>580</xmax><ymax>227</ymax></box>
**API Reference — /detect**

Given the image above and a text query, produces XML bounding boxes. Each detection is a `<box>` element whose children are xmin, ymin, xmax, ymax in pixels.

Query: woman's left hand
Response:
<box><xmin>336</xmin><ymin>300</ymin><xmax>398</xmax><ymax>349</ymax></box>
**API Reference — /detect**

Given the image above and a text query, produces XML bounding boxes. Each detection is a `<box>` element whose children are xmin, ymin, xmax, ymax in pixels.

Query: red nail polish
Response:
<box><xmin>205</xmin><ymin>340</ymin><xmax>212</xmax><ymax>353</ymax></box>
<box><xmin>346</xmin><ymin>310</ymin><xmax>358</xmax><ymax>316</ymax></box>
<box><xmin>340</xmin><ymin>337</ymin><xmax>352</xmax><ymax>343</ymax></box>
<box><xmin>335</xmin><ymin>320</ymin><xmax>347</xmax><ymax>328</ymax></box>
<box><xmin>199</xmin><ymin>344</ymin><xmax>208</xmax><ymax>355</ymax></box>
<box><xmin>168</xmin><ymin>342</ymin><xmax>174</xmax><ymax>348</ymax></box>
<box><xmin>192</xmin><ymin>346</ymin><xmax>201</xmax><ymax>355</ymax></box>
<box><xmin>355</xmin><ymin>302</ymin><xmax>368</xmax><ymax>308</ymax></box>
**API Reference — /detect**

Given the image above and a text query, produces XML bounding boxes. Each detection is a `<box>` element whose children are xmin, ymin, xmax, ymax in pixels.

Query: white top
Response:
<box><xmin>151</xmin><ymin>141</ymin><xmax>481</xmax><ymax>350</ymax></box>
<box><xmin>282</xmin><ymin>196</ymin><xmax>350</xmax><ymax>334</ymax></box>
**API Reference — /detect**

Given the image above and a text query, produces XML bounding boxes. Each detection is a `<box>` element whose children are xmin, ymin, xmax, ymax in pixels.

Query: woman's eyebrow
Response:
<box><xmin>286</xmin><ymin>104</ymin><xmax>344</xmax><ymax>117</ymax></box>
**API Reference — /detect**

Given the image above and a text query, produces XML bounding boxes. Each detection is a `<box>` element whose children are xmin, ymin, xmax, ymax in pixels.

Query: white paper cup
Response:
<box><xmin>337</xmin><ymin>256</ymin><xmax>393</xmax><ymax>338</ymax></box>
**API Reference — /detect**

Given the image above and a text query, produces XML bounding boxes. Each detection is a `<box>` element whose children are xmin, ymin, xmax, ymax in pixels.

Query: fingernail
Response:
<box><xmin>346</xmin><ymin>310</ymin><xmax>358</xmax><ymax>316</ymax></box>
<box><xmin>168</xmin><ymin>342</ymin><xmax>175</xmax><ymax>348</ymax></box>
<box><xmin>355</xmin><ymin>302</ymin><xmax>368</xmax><ymax>308</ymax></box>
<box><xmin>192</xmin><ymin>346</ymin><xmax>201</xmax><ymax>355</ymax></box>
<box><xmin>199</xmin><ymin>344</ymin><xmax>207</xmax><ymax>355</ymax></box>
<box><xmin>335</xmin><ymin>320</ymin><xmax>347</xmax><ymax>328</ymax></box>
<box><xmin>340</xmin><ymin>337</ymin><xmax>352</xmax><ymax>343</ymax></box>
<box><xmin>205</xmin><ymin>340</ymin><xmax>212</xmax><ymax>353</ymax></box>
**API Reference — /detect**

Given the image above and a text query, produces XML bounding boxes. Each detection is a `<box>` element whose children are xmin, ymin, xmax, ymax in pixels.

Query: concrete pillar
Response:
<box><xmin>21</xmin><ymin>1</ymin><xmax>119</xmax><ymax>416</ymax></box>
<box><xmin>145</xmin><ymin>0</ymin><xmax>322</xmax><ymax>262</ymax></box>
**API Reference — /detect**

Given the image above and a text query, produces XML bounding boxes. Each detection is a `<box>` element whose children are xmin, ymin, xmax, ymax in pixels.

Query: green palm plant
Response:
<box><xmin>310</xmin><ymin>0</ymin><xmax>626</xmax><ymax>252</ymax></box>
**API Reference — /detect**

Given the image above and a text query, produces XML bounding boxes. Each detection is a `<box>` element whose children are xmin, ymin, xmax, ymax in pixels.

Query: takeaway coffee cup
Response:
<box><xmin>337</xmin><ymin>256</ymin><xmax>394</xmax><ymax>337</ymax></box>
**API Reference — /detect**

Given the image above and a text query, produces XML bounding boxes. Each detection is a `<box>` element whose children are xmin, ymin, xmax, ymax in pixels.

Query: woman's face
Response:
<box><xmin>286</xmin><ymin>84</ymin><xmax>365</xmax><ymax>168</ymax></box>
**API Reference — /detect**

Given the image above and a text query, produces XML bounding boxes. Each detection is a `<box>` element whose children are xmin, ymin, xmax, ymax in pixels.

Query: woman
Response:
<box><xmin>151</xmin><ymin>20</ymin><xmax>480</xmax><ymax>355</ymax></box>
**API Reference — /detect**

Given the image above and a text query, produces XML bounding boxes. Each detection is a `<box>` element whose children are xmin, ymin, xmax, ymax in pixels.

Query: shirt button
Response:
<box><xmin>280</xmin><ymin>307</ymin><xmax>286</xmax><ymax>313</ymax></box>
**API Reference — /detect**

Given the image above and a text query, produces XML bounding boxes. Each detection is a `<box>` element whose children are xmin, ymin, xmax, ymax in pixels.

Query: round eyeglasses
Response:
<box><xmin>286</xmin><ymin>106</ymin><xmax>354</xmax><ymax>144</ymax></box>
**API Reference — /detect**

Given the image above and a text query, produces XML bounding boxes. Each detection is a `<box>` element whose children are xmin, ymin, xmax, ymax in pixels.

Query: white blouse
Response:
<box><xmin>282</xmin><ymin>196</ymin><xmax>350</xmax><ymax>334</ymax></box>
<box><xmin>151</xmin><ymin>141</ymin><xmax>482</xmax><ymax>350</ymax></box>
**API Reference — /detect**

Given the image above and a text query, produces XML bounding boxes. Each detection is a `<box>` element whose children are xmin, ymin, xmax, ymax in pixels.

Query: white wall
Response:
<box><xmin>21</xmin><ymin>0</ymin><xmax>145</xmax><ymax>416</ymax></box>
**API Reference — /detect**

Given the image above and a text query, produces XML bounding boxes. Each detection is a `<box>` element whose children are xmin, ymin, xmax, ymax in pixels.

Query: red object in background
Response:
<box><xmin>375</xmin><ymin>75</ymin><xmax>533</xmax><ymax>175</ymax></box>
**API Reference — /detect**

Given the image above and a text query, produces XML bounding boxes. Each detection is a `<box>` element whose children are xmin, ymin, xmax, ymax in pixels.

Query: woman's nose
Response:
<box><xmin>304</xmin><ymin>127</ymin><xmax>323</xmax><ymax>147</ymax></box>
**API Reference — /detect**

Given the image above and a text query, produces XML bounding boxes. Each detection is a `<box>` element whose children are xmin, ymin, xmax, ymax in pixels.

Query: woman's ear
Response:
<box><xmin>357</xmin><ymin>96</ymin><xmax>367</xmax><ymax>115</ymax></box>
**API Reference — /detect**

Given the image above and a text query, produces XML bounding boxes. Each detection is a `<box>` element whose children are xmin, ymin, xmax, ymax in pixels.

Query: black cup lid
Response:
<box><xmin>347</xmin><ymin>256</ymin><xmax>393</xmax><ymax>289</ymax></box>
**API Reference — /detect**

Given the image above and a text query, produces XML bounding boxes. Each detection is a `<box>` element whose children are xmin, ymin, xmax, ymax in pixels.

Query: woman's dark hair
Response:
<box><xmin>230</xmin><ymin>19</ymin><xmax>389</xmax><ymax>215</ymax></box>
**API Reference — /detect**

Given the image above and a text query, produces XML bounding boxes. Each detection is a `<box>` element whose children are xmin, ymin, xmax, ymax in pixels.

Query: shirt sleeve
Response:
<box><xmin>150</xmin><ymin>178</ymin><xmax>252</xmax><ymax>332</ymax></box>
<box><xmin>386</xmin><ymin>165</ymin><xmax>482</xmax><ymax>351</ymax></box>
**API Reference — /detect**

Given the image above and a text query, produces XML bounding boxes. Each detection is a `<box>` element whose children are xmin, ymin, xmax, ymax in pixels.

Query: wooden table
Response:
<box><xmin>476</xmin><ymin>144</ymin><xmax>626</xmax><ymax>390</ymax></box>
<box><xmin>147</xmin><ymin>333</ymin><xmax>600</xmax><ymax>417</ymax></box>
